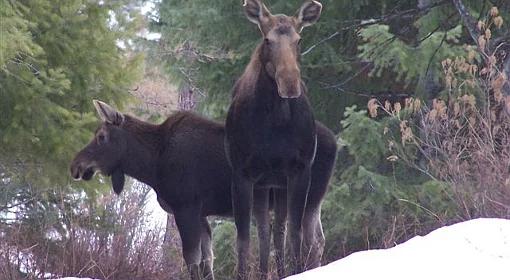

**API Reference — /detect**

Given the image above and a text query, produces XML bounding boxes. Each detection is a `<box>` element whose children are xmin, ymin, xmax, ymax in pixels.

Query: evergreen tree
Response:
<box><xmin>1</xmin><ymin>0</ymin><xmax>143</xmax><ymax>187</ymax></box>
<box><xmin>1</xmin><ymin>1</ymin><xmax>144</xmax><ymax>276</ymax></box>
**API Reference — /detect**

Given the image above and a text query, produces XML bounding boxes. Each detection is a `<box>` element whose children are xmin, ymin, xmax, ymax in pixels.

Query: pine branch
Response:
<box><xmin>302</xmin><ymin>0</ymin><xmax>449</xmax><ymax>56</ymax></box>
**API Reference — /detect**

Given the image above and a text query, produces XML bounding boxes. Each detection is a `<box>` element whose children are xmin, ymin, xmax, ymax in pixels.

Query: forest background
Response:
<box><xmin>1</xmin><ymin>0</ymin><xmax>509</xmax><ymax>279</ymax></box>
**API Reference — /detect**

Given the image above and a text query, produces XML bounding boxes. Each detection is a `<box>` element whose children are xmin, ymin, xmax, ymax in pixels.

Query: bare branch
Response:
<box><xmin>451</xmin><ymin>0</ymin><xmax>480</xmax><ymax>45</ymax></box>
<box><xmin>425</xmin><ymin>30</ymin><xmax>448</xmax><ymax>76</ymax></box>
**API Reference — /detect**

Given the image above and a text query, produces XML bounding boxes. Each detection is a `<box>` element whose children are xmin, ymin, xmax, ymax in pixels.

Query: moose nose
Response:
<box><xmin>276</xmin><ymin>68</ymin><xmax>302</xmax><ymax>98</ymax></box>
<box><xmin>70</xmin><ymin>164</ymin><xmax>81</xmax><ymax>180</ymax></box>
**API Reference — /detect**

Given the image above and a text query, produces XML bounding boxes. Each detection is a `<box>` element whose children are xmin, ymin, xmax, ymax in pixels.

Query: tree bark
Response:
<box><xmin>163</xmin><ymin>214</ymin><xmax>175</xmax><ymax>266</ymax></box>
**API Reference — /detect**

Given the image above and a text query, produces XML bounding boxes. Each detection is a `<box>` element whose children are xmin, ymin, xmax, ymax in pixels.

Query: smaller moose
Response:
<box><xmin>70</xmin><ymin>100</ymin><xmax>336</xmax><ymax>280</ymax></box>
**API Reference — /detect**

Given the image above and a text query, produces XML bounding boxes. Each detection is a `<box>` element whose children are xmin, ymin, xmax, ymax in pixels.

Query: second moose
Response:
<box><xmin>225</xmin><ymin>0</ymin><xmax>324</xmax><ymax>278</ymax></box>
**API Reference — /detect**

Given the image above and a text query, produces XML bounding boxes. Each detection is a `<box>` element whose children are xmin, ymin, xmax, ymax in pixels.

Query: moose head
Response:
<box><xmin>70</xmin><ymin>100</ymin><xmax>127</xmax><ymax>194</ymax></box>
<box><xmin>244</xmin><ymin>0</ymin><xmax>322</xmax><ymax>98</ymax></box>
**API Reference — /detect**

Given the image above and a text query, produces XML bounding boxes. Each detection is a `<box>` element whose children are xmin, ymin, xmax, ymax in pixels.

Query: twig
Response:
<box><xmin>398</xmin><ymin>198</ymin><xmax>443</xmax><ymax>223</ymax></box>
<box><xmin>322</xmin><ymin>63</ymin><xmax>371</xmax><ymax>89</ymax></box>
<box><xmin>0</xmin><ymin>198</ymin><xmax>36</xmax><ymax>212</ymax></box>
<box><xmin>425</xmin><ymin>29</ymin><xmax>448</xmax><ymax>76</ymax></box>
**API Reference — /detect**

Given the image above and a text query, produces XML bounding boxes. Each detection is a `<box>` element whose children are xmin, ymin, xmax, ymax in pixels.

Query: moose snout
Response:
<box><xmin>70</xmin><ymin>164</ymin><xmax>81</xmax><ymax>180</ymax></box>
<box><xmin>70</xmin><ymin>161</ymin><xmax>96</xmax><ymax>181</ymax></box>
<box><xmin>276</xmin><ymin>69</ymin><xmax>302</xmax><ymax>98</ymax></box>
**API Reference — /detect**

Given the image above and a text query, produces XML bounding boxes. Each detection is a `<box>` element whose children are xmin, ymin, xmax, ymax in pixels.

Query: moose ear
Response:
<box><xmin>93</xmin><ymin>99</ymin><xmax>124</xmax><ymax>125</ymax></box>
<box><xmin>243</xmin><ymin>0</ymin><xmax>271</xmax><ymax>26</ymax></box>
<box><xmin>296</xmin><ymin>1</ymin><xmax>322</xmax><ymax>32</ymax></box>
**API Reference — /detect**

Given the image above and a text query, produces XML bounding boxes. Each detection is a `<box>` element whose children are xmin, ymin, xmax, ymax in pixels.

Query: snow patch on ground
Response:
<box><xmin>49</xmin><ymin>278</ymin><xmax>100</xmax><ymax>280</ymax></box>
<box><xmin>286</xmin><ymin>218</ymin><xmax>510</xmax><ymax>280</ymax></box>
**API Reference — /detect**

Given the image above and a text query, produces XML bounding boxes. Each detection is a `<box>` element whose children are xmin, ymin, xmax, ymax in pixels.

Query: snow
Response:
<box><xmin>286</xmin><ymin>218</ymin><xmax>510</xmax><ymax>280</ymax></box>
<box><xmin>140</xmin><ymin>0</ymin><xmax>161</xmax><ymax>41</ymax></box>
<box><xmin>144</xmin><ymin>184</ymin><xmax>169</xmax><ymax>228</ymax></box>
<box><xmin>49</xmin><ymin>278</ymin><xmax>99</xmax><ymax>280</ymax></box>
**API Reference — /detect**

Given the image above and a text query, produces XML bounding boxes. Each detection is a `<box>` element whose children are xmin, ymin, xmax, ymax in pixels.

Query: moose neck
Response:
<box><xmin>119</xmin><ymin>116</ymin><xmax>161</xmax><ymax>187</ymax></box>
<box><xmin>249</xmin><ymin>43</ymin><xmax>300</xmax><ymax>123</ymax></box>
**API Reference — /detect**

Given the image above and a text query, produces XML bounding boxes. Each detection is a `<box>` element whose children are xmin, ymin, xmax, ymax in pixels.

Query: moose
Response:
<box><xmin>225</xmin><ymin>0</ymin><xmax>323</xmax><ymax>278</ymax></box>
<box><xmin>70</xmin><ymin>100</ymin><xmax>336</xmax><ymax>280</ymax></box>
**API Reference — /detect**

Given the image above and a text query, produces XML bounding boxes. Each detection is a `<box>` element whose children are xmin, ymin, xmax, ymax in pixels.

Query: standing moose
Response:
<box><xmin>225</xmin><ymin>0</ymin><xmax>323</xmax><ymax>278</ymax></box>
<box><xmin>70</xmin><ymin>100</ymin><xmax>336</xmax><ymax>280</ymax></box>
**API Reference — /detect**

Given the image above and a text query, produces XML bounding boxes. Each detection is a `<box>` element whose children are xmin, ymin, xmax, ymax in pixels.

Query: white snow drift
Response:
<box><xmin>50</xmin><ymin>278</ymin><xmax>99</xmax><ymax>280</ymax></box>
<box><xmin>286</xmin><ymin>218</ymin><xmax>510</xmax><ymax>280</ymax></box>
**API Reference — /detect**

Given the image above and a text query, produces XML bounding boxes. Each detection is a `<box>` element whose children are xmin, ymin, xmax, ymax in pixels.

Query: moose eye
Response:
<box><xmin>97</xmin><ymin>134</ymin><xmax>107</xmax><ymax>145</ymax></box>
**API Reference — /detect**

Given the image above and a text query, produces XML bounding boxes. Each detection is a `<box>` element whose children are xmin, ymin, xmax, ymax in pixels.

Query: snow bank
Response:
<box><xmin>286</xmin><ymin>218</ymin><xmax>510</xmax><ymax>280</ymax></box>
<box><xmin>49</xmin><ymin>278</ymin><xmax>100</xmax><ymax>280</ymax></box>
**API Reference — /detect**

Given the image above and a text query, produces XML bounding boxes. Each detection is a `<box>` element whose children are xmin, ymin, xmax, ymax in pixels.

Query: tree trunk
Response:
<box><xmin>163</xmin><ymin>214</ymin><xmax>175</xmax><ymax>266</ymax></box>
<box><xmin>178</xmin><ymin>84</ymin><xmax>196</xmax><ymax>111</ymax></box>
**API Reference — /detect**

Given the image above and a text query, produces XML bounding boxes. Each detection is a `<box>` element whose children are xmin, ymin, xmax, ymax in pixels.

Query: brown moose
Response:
<box><xmin>70</xmin><ymin>100</ymin><xmax>336</xmax><ymax>280</ymax></box>
<box><xmin>225</xmin><ymin>0</ymin><xmax>324</xmax><ymax>278</ymax></box>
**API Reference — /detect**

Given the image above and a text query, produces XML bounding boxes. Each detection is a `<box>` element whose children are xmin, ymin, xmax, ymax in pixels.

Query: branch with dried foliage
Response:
<box><xmin>366</xmin><ymin>37</ymin><xmax>510</xmax><ymax>218</ymax></box>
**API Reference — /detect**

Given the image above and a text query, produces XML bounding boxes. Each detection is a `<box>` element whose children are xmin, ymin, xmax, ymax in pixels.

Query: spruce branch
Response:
<box><xmin>302</xmin><ymin>0</ymin><xmax>449</xmax><ymax>56</ymax></box>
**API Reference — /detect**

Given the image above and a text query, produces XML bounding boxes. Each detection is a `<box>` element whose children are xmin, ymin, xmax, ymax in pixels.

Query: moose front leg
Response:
<box><xmin>273</xmin><ymin>188</ymin><xmax>287</xmax><ymax>279</ymax></box>
<box><xmin>174</xmin><ymin>209</ymin><xmax>202</xmax><ymax>280</ymax></box>
<box><xmin>200</xmin><ymin>217</ymin><xmax>214</xmax><ymax>280</ymax></box>
<box><xmin>287</xmin><ymin>164</ymin><xmax>312</xmax><ymax>275</ymax></box>
<box><xmin>253</xmin><ymin>188</ymin><xmax>270</xmax><ymax>280</ymax></box>
<box><xmin>232</xmin><ymin>171</ymin><xmax>254</xmax><ymax>280</ymax></box>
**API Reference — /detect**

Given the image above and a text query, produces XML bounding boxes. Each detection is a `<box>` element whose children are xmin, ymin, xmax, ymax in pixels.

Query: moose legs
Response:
<box><xmin>253</xmin><ymin>189</ymin><xmax>270</xmax><ymax>280</ymax></box>
<box><xmin>232</xmin><ymin>163</ymin><xmax>313</xmax><ymax>278</ymax></box>
<box><xmin>302</xmin><ymin>205</ymin><xmax>325</xmax><ymax>270</ymax></box>
<box><xmin>174</xmin><ymin>209</ymin><xmax>202</xmax><ymax>280</ymax></box>
<box><xmin>271</xmin><ymin>189</ymin><xmax>324</xmax><ymax>277</ymax></box>
<box><xmin>175</xmin><ymin>210</ymin><xmax>215</xmax><ymax>280</ymax></box>
<box><xmin>232</xmin><ymin>171</ymin><xmax>254</xmax><ymax>280</ymax></box>
<box><xmin>273</xmin><ymin>188</ymin><xmax>288</xmax><ymax>279</ymax></box>
<box><xmin>287</xmin><ymin>164</ymin><xmax>312</xmax><ymax>275</ymax></box>
<box><xmin>200</xmin><ymin>217</ymin><xmax>214</xmax><ymax>280</ymax></box>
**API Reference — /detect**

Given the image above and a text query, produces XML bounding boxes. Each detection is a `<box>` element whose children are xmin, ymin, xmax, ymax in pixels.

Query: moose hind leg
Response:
<box><xmin>303</xmin><ymin>206</ymin><xmax>323</xmax><ymax>270</ymax></box>
<box><xmin>200</xmin><ymin>217</ymin><xmax>214</xmax><ymax>280</ymax></box>
<box><xmin>253</xmin><ymin>189</ymin><xmax>270</xmax><ymax>280</ymax></box>
<box><xmin>174</xmin><ymin>210</ymin><xmax>202</xmax><ymax>280</ymax></box>
<box><xmin>315</xmin><ymin>214</ymin><xmax>325</xmax><ymax>267</ymax></box>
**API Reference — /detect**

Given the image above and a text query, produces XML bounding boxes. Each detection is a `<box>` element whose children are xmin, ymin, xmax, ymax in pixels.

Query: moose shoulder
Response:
<box><xmin>70</xmin><ymin>100</ymin><xmax>336</xmax><ymax>280</ymax></box>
